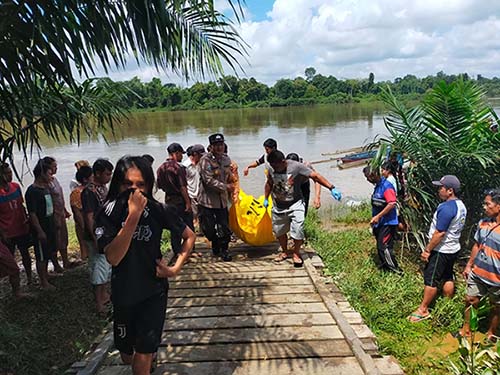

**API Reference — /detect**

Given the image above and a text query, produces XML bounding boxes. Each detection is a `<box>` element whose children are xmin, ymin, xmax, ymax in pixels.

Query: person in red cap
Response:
<box><xmin>157</xmin><ymin>142</ymin><xmax>194</xmax><ymax>256</ymax></box>
<box><xmin>408</xmin><ymin>175</ymin><xmax>467</xmax><ymax>322</ymax></box>
<box><xmin>198</xmin><ymin>133</ymin><xmax>234</xmax><ymax>261</ymax></box>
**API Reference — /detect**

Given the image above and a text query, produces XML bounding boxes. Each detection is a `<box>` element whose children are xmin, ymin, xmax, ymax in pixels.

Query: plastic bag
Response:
<box><xmin>229</xmin><ymin>189</ymin><xmax>275</xmax><ymax>246</ymax></box>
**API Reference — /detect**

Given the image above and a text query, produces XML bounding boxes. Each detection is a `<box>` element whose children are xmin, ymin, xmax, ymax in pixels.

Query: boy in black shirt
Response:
<box><xmin>96</xmin><ymin>156</ymin><xmax>195</xmax><ymax>375</ymax></box>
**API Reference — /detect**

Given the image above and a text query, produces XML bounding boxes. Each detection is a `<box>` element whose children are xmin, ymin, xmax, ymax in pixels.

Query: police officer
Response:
<box><xmin>197</xmin><ymin>133</ymin><xmax>234</xmax><ymax>261</ymax></box>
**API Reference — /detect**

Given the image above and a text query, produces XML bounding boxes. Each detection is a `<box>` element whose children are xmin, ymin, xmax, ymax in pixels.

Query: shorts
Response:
<box><xmin>190</xmin><ymin>197</ymin><xmax>199</xmax><ymax>220</ymax></box>
<box><xmin>113</xmin><ymin>291</ymin><xmax>168</xmax><ymax>355</ymax></box>
<box><xmin>466</xmin><ymin>272</ymin><xmax>500</xmax><ymax>305</ymax></box>
<box><xmin>6</xmin><ymin>234</ymin><xmax>33</xmax><ymax>255</ymax></box>
<box><xmin>33</xmin><ymin>233</ymin><xmax>57</xmax><ymax>262</ymax></box>
<box><xmin>272</xmin><ymin>200</ymin><xmax>305</xmax><ymax>240</ymax></box>
<box><xmin>0</xmin><ymin>242</ymin><xmax>20</xmax><ymax>278</ymax></box>
<box><xmin>423</xmin><ymin>251</ymin><xmax>458</xmax><ymax>287</ymax></box>
<box><xmin>86</xmin><ymin>240</ymin><xmax>111</xmax><ymax>285</ymax></box>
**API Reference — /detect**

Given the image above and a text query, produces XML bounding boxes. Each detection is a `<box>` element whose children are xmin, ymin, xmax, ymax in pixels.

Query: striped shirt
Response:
<box><xmin>472</xmin><ymin>219</ymin><xmax>500</xmax><ymax>286</ymax></box>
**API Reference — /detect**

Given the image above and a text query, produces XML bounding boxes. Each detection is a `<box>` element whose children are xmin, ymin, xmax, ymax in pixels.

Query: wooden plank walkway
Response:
<box><xmin>86</xmin><ymin>241</ymin><xmax>403</xmax><ymax>375</ymax></box>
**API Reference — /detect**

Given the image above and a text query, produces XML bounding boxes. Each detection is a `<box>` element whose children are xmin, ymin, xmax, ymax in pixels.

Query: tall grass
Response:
<box><xmin>306</xmin><ymin>210</ymin><xmax>465</xmax><ymax>374</ymax></box>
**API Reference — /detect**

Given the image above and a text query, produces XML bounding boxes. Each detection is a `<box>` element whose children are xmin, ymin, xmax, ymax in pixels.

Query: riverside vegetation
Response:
<box><xmin>98</xmin><ymin>70</ymin><xmax>500</xmax><ymax>112</ymax></box>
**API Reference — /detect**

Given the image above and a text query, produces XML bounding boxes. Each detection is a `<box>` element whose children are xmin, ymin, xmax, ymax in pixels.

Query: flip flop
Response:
<box><xmin>293</xmin><ymin>256</ymin><xmax>304</xmax><ymax>268</ymax></box>
<box><xmin>274</xmin><ymin>252</ymin><xmax>289</xmax><ymax>263</ymax></box>
<box><xmin>486</xmin><ymin>334</ymin><xmax>499</xmax><ymax>344</ymax></box>
<box><xmin>407</xmin><ymin>312</ymin><xmax>431</xmax><ymax>323</ymax></box>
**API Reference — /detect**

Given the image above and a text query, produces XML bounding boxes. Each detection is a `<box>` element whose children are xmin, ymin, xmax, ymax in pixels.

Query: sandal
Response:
<box><xmin>407</xmin><ymin>311</ymin><xmax>431</xmax><ymax>323</ymax></box>
<box><xmin>274</xmin><ymin>252</ymin><xmax>289</xmax><ymax>263</ymax></box>
<box><xmin>293</xmin><ymin>257</ymin><xmax>304</xmax><ymax>268</ymax></box>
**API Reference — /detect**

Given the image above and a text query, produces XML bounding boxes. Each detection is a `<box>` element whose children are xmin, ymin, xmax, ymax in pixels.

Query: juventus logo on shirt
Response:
<box><xmin>117</xmin><ymin>324</ymin><xmax>127</xmax><ymax>339</ymax></box>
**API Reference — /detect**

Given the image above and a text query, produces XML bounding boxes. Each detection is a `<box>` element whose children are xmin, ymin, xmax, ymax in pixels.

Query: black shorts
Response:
<box><xmin>423</xmin><ymin>251</ymin><xmax>458</xmax><ymax>287</ymax></box>
<box><xmin>33</xmin><ymin>234</ymin><xmax>57</xmax><ymax>262</ymax></box>
<box><xmin>6</xmin><ymin>234</ymin><xmax>33</xmax><ymax>255</ymax></box>
<box><xmin>113</xmin><ymin>291</ymin><xmax>168</xmax><ymax>355</ymax></box>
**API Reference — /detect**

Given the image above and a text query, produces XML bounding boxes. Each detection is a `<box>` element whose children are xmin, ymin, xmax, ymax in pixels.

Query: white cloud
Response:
<box><xmin>95</xmin><ymin>1</ymin><xmax>500</xmax><ymax>85</ymax></box>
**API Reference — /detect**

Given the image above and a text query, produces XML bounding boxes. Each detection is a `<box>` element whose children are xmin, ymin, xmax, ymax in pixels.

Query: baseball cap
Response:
<box><xmin>432</xmin><ymin>175</ymin><xmax>461</xmax><ymax>191</ymax></box>
<box><xmin>187</xmin><ymin>144</ymin><xmax>205</xmax><ymax>156</ymax></box>
<box><xmin>166</xmin><ymin>142</ymin><xmax>185</xmax><ymax>154</ymax></box>
<box><xmin>208</xmin><ymin>133</ymin><xmax>224</xmax><ymax>145</ymax></box>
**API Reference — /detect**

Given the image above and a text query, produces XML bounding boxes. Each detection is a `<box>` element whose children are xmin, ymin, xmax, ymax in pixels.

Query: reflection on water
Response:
<box><xmin>15</xmin><ymin>103</ymin><xmax>388</xmax><ymax>206</ymax></box>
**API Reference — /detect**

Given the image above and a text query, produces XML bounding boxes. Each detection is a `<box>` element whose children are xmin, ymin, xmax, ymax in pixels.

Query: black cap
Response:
<box><xmin>208</xmin><ymin>133</ymin><xmax>225</xmax><ymax>145</ymax></box>
<box><xmin>166</xmin><ymin>142</ymin><xmax>185</xmax><ymax>154</ymax></box>
<box><xmin>187</xmin><ymin>144</ymin><xmax>205</xmax><ymax>156</ymax></box>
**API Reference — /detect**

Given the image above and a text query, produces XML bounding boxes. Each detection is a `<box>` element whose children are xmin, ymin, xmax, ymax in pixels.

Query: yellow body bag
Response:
<box><xmin>229</xmin><ymin>189</ymin><xmax>275</xmax><ymax>246</ymax></box>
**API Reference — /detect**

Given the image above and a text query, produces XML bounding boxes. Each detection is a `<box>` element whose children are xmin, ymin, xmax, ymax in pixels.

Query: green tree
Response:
<box><xmin>273</xmin><ymin>79</ymin><xmax>294</xmax><ymax>100</ymax></box>
<box><xmin>305</xmin><ymin>67</ymin><xmax>316</xmax><ymax>82</ymax></box>
<box><xmin>0</xmin><ymin>0</ymin><xmax>246</xmax><ymax>164</ymax></box>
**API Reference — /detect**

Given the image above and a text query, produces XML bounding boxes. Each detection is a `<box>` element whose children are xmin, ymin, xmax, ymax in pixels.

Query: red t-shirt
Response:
<box><xmin>0</xmin><ymin>182</ymin><xmax>30</xmax><ymax>238</ymax></box>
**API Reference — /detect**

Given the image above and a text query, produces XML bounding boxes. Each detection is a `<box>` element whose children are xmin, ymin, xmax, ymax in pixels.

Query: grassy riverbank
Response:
<box><xmin>305</xmin><ymin>205</ymin><xmax>466</xmax><ymax>374</ymax></box>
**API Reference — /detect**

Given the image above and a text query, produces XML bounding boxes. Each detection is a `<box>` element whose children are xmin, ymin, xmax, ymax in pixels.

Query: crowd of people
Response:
<box><xmin>364</xmin><ymin>163</ymin><xmax>499</xmax><ymax>342</ymax></box>
<box><xmin>0</xmin><ymin>132</ymin><xmax>499</xmax><ymax>373</ymax></box>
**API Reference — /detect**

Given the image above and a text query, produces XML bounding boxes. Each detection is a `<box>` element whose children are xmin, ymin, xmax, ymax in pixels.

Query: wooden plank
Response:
<box><xmin>162</xmin><ymin>325</ymin><xmax>343</xmax><ymax>345</ymax></box>
<box><xmin>173</xmin><ymin>269</ymin><xmax>308</xmax><ymax>281</ymax></box>
<box><xmin>157</xmin><ymin>340</ymin><xmax>353</xmax><ymax>362</ymax></box>
<box><xmin>181</xmin><ymin>260</ymin><xmax>290</xmax><ymax>270</ymax></box>
<box><xmin>343</xmin><ymin>311</ymin><xmax>364</xmax><ymax>325</ymax></box>
<box><xmin>100</xmin><ymin>357</ymin><xmax>366</xmax><ymax>375</ymax></box>
<box><xmin>168</xmin><ymin>293</ymin><xmax>323</xmax><ymax>307</ymax></box>
<box><xmin>169</xmin><ymin>285</ymin><xmax>317</xmax><ymax>298</ymax></box>
<box><xmin>167</xmin><ymin>302</ymin><xmax>327</xmax><ymax>318</ymax></box>
<box><xmin>169</xmin><ymin>276</ymin><xmax>312</xmax><ymax>289</ymax></box>
<box><xmin>164</xmin><ymin>313</ymin><xmax>335</xmax><ymax>330</ymax></box>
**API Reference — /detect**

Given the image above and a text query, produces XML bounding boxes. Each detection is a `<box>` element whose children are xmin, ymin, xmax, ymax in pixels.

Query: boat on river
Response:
<box><xmin>340</xmin><ymin>150</ymin><xmax>376</xmax><ymax>163</ymax></box>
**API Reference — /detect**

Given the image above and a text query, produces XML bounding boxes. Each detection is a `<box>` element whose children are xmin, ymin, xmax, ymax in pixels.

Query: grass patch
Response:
<box><xmin>0</xmin><ymin>265</ymin><xmax>108</xmax><ymax>374</ymax></box>
<box><xmin>305</xmin><ymin>210</ymin><xmax>466</xmax><ymax>374</ymax></box>
<box><xmin>1</xmin><ymin>219</ymin><xmax>173</xmax><ymax>374</ymax></box>
<box><xmin>0</xmin><ymin>220</ymin><xmax>108</xmax><ymax>374</ymax></box>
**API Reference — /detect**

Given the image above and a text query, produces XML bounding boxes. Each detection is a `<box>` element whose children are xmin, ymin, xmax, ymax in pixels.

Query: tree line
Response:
<box><xmin>99</xmin><ymin>69</ymin><xmax>500</xmax><ymax>111</ymax></box>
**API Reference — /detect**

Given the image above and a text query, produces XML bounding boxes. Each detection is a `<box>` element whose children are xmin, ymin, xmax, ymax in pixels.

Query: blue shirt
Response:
<box><xmin>371</xmin><ymin>177</ymin><xmax>398</xmax><ymax>227</ymax></box>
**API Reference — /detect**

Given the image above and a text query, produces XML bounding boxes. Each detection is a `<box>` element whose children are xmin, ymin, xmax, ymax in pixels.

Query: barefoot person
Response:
<box><xmin>96</xmin><ymin>156</ymin><xmax>195</xmax><ymax>375</ymax></box>
<box><xmin>0</xmin><ymin>162</ymin><xmax>33</xmax><ymax>283</ymax></box>
<box><xmin>460</xmin><ymin>189</ymin><xmax>500</xmax><ymax>341</ymax></box>
<box><xmin>43</xmin><ymin>156</ymin><xmax>72</xmax><ymax>270</ymax></box>
<box><xmin>265</xmin><ymin>150</ymin><xmax>341</xmax><ymax>267</ymax></box>
<box><xmin>408</xmin><ymin>175</ymin><xmax>467</xmax><ymax>322</ymax></box>
<box><xmin>25</xmin><ymin>159</ymin><xmax>57</xmax><ymax>289</ymax></box>
<box><xmin>0</xmin><ymin>238</ymin><xmax>27</xmax><ymax>298</ymax></box>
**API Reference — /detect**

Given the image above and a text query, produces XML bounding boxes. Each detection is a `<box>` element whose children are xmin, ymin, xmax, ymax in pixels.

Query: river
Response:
<box><xmin>14</xmin><ymin>103</ymin><xmax>389</xmax><ymax>206</ymax></box>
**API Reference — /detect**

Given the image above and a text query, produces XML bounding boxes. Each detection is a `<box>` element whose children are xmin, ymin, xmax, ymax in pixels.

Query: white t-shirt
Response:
<box><xmin>428</xmin><ymin>199</ymin><xmax>467</xmax><ymax>254</ymax></box>
<box><xmin>183</xmin><ymin>159</ymin><xmax>201</xmax><ymax>199</ymax></box>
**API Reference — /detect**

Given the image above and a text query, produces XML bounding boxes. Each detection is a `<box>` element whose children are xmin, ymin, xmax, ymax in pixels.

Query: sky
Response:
<box><xmin>96</xmin><ymin>0</ymin><xmax>500</xmax><ymax>86</ymax></box>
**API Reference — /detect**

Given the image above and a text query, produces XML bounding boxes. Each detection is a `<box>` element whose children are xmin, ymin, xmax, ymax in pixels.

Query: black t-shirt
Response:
<box><xmin>25</xmin><ymin>184</ymin><xmax>56</xmax><ymax>237</ymax></box>
<box><xmin>96</xmin><ymin>191</ymin><xmax>186</xmax><ymax>306</ymax></box>
<box><xmin>81</xmin><ymin>183</ymin><xmax>108</xmax><ymax>239</ymax></box>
